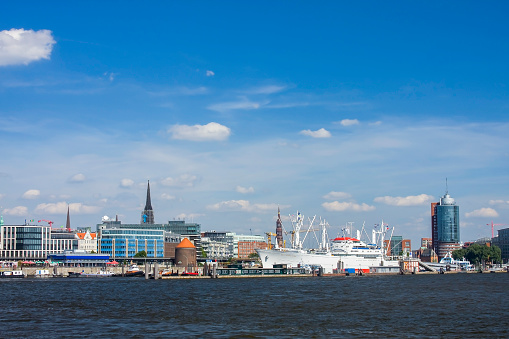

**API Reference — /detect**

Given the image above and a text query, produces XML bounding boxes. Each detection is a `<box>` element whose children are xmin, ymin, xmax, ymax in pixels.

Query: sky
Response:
<box><xmin>1</xmin><ymin>2</ymin><xmax>509</xmax><ymax>248</ymax></box>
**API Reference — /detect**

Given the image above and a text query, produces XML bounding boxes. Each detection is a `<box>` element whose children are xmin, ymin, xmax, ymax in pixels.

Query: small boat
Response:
<box><xmin>81</xmin><ymin>270</ymin><xmax>114</xmax><ymax>277</ymax></box>
<box><xmin>35</xmin><ymin>269</ymin><xmax>51</xmax><ymax>278</ymax></box>
<box><xmin>124</xmin><ymin>264</ymin><xmax>144</xmax><ymax>277</ymax></box>
<box><xmin>0</xmin><ymin>270</ymin><xmax>25</xmax><ymax>279</ymax></box>
<box><xmin>181</xmin><ymin>271</ymin><xmax>199</xmax><ymax>276</ymax></box>
<box><xmin>160</xmin><ymin>269</ymin><xmax>179</xmax><ymax>277</ymax></box>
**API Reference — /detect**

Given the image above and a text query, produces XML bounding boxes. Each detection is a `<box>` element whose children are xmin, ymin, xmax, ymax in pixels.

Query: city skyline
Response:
<box><xmin>1</xmin><ymin>2</ymin><xmax>509</xmax><ymax>246</ymax></box>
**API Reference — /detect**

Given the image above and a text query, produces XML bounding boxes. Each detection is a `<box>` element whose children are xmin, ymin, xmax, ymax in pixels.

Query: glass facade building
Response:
<box><xmin>98</xmin><ymin>228</ymin><xmax>165</xmax><ymax>258</ymax></box>
<box><xmin>432</xmin><ymin>193</ymin><xmax>461</xmax><ymax>259</ymax></box>
<box><xmin>0</xmin><ymin>224</ymin><xmax>77</xmax><ymax>260</ymax></box>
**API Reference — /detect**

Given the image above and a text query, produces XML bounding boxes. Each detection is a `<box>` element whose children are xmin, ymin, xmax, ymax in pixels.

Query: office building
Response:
<box><xmin>98</xmin><ymin>227</ymin><xmax>164</xmax><ymax>259</ymax></box>
<box><xmin>431</xmin><ymin>190</ymin><xmax>460</xmax><ymax>259</ymax></box>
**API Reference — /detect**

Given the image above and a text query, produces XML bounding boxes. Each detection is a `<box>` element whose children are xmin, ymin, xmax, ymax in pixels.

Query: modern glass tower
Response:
<box><xmin>432</xmin><ymin>191</ymin><xmax>460</xmax><ymax>259</ymax></box>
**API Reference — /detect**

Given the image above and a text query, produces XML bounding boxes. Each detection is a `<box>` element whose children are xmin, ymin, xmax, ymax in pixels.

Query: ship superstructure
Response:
<box><xmin>257</xmin><ymin>210</ymin><xmax>399</xmax><ymax>273</ymax></box>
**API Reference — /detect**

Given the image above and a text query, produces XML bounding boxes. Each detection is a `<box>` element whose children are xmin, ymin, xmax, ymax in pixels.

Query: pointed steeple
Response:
<box><xmin>145</xmin><ymin>180</ymin><xmax>153</xmax><ymax>211</ymax></box>
<box><xmin>66</xmin><ymin>205</ymin><xmax>71</xmax><ymax>231</ymax></box>
<box><xmin>141</xmin><ymin>180</ymin><xmax>155</xmax><ymax>224</ymax></box>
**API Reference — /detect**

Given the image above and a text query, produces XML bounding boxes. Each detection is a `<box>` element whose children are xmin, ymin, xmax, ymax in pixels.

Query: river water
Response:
<box><xmin>1</xmin><ymin>273</ymin><xmax>507</xmax><ymax>338</ymax></box>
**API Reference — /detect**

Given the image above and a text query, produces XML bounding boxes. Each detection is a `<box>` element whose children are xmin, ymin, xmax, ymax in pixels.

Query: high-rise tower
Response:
<box><xmin>276</xmin><ymin>207</ymin><xmax>283</xmax><ymax>248</ymax></box>
<box><xmin>431</xmin><ymin>183</ymin><xmax>460</xmax><ymax>259</ymax></box>
<box><xmin>141</xmin><ymin>180</ymin><xmax>155</xmax><ymax>224</ymax></box>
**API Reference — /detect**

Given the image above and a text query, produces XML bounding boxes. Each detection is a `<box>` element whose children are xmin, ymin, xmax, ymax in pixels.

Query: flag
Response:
<box><xmin>30</xmin><ymin>219</ymin><xmax>34</xmax><ymax>222</ymax></box>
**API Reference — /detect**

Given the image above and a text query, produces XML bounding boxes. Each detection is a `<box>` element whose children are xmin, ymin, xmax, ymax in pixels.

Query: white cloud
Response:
<box><xmin>0</xmin><ymin>28</ymin><xmax>56</xmax><ymax>66</ymax></box>
<box><xmin>299</xmin><ymin>128</ymin><xmax>331</xmax><ymax>138</ymax></box>
<box><xmin>323</xmin><ymin>191</ymin><xmax>351</xmax><ymax>200</ymax></box>
<box><xmin>161</xmin><ymin>193</ymin><xmax>175</xmax><ymax>200</ymax></box>
<box><xmin>207</xmin><ymin>99</ymin><xmax>262</xmax><ymax>112</ymax></box>
<box><xmin>69</xmin><ymin>173</ymin><xmax>86</xmax><ymax>183</ymax></box>
<box><xmin>236</xmin><ymin>186</ymin><xmax>255</xmax><ymax>194</ymax></box>
<box><xmin>489</xmin><ymin>200</ymin><xmax>509</xmax><ymax>206</ymax></box>
<box><xmin>22</xmin><ymin>189</ymin><xmax>40</xmax><ymax>199</ymax></box>
<box><xmin>168</xmin><ymin>122</ymin><xmax>231</xmax><ymax>141</ymax></box>
<box><xmin>247</xmin><ymin>85</ymin><xmax>286</xmax><ymax>94</ymax></box>
<box><xmin>0</xmin><ymin>193</ymin><xmax>5</xmax><ymax>199</ymax></box>
<box><xmin>339</xmin><ymin>119</ymin><xmax>360</xmax><ymax>126</ymax></box>
<box><xmin>208</xmin><ymin>199</ymin><xmax>251</xmax><ymax>211</ymax></box>
<box><xmin>207</xmin><ymin>200</ymin><xmax>281</xmax><ymax>213</ymax></box>
<box><xmin>206</xmin><ymin>70</ymin><xmax>215</xmax><ymax>77</ymax></box>
<box><xmin>3</xmin><ymin>206</ymin><xmax>28</xmax><ymax>216</ymax></box>
<box><xmin>120</xmin><ymin>179</ymin><xmax>134</xmax><ymax>188</ymax></box>
<box><xmin>374</xmin><ymin>194</ymin><xmax>434</xmax><ymax>206</ymax></box>
<box><xmin>35</xmin><ymin>202</ymin><xmax>101</xmax><ymax>214</ymax></box>
<box><xmin>322</xmin><ymin>201</ymin><xmax>376</xmax><ymax>212</ymax></box>
<box><xmin>161</xmin><ymin>174</ymin><xmax>198</xmax><ymax>188</ymax></box>
<box><xmin>465</xmin><ymin>208</ymin><xmax>499</xmax><ymax>218</ymax></box>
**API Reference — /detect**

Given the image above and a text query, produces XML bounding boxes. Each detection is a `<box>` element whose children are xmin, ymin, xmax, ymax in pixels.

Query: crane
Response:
<box><xmin>487</xmin><ymin>221</ymin><xmax>509</xmax><ymax>238</ymax></box>
<box><xmin>265</xmin><ymin>232</ymin><xmax>277</xmax><ymax>250</ymax></box>
<box><xmin>38</xmin><ymin>220</ymin><xmax>54</xmax><ymax>227</ymax></box>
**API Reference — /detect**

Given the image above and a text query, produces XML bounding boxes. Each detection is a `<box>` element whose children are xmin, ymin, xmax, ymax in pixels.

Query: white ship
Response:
<box><xmin>256</xmin><ymin>211</ymin><xmax>399</xmax><ymax>274</ymax></box>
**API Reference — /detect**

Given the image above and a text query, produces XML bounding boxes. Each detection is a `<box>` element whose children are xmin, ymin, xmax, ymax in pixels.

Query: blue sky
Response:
<box><xmin>1</xmin><ymin>2</ymin><xmax>509</xmax><ymax>247</ymax></box>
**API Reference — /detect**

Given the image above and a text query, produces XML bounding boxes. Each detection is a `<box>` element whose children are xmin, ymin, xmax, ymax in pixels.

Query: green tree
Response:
<box><xmin>452</xmin><ymin>248</ymin><xmax>467</xmax><ymax>260</ymax></box>
<box><xmin>248</xmin><ymin>252</ymin><xmax>260</xmax><ymax>259</ymax></box>
<box><xmin>200</xmin><ymin>248</ymin><xmax>208</xmax><ymax>258</ymax></box>
<box><xmin>453</xmin><ymin>244</ymin><xmax>502</xmax><ymax>266</ymax></box>
<box><xmin>134</xmin><ymin>250</ymin><xmax>147</xmax><ymax>258</ymax></box>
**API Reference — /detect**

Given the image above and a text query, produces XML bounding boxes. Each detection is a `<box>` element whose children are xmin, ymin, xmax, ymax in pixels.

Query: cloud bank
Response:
<box><xmin>299</xmin><ymin>128</ymin><xmax>331</xmax><ymax>138</ymax></box>
<box><xmin>322</xmin><ymin>201</ymin><xmax>376</xmax><ymax>212</ymax></box>
<box><xmin>35</xmin><ymin>202</ymin><xmax>101</xmax><ymax>215</ymax></box>
<box><xmin>236</xmin><ymin>186</ymin><xmax>255</xmax><ymax>194</ymax></box>
<box><xmin>465</xmin><ymin>207</ymin><xmax>499</xmax><ymax>218</ymax></box>
<box><xmin>0</xmin><ymin>28</ymin><xmax>56</xmax><ymax>66</ymax></box>
<box><xmin>168</xmin><ymin>122</ymin><xmax>231</xmax><ymax>141</ymax></box>
<box><xmin>22</xmin><ymin>189</ymin><xmax>40</xmax><ymax>200</ymax></box>
<box><xmin>374</xmin><ymin>194</ymin><xmax>434</xmax><ymax>206</ymax></box>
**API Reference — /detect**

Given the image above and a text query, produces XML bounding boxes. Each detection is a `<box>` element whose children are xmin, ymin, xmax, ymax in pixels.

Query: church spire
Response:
<box><xmin>145</xmin><ymin>180</ymin><xmax>153</xmax><ymax>211</ymax></box>
<box><xmin>276</xmin><ymin>206</ymin><xmax>283</xmax><ymax>248</ymax></box>
<box><xmin>66</xmin><ymin>205</ymin><xmax>71</xmax><ymax>231</ymax></box>
<box><xmin>141</xmin><ymin>180</ymin><xmax>155</xmax><ymax>224</ymax></box>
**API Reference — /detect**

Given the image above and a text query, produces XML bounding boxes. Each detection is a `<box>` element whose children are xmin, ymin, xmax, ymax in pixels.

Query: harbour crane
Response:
<box><xmin>38</xmin><ymin>220</ymin><xmax>54</xmax><ymax>227</ymax></box>
<box><xmin>265</xmin><ymin>232</ymin><xmax>277</xmax><ymax>250</ymax></box>
<box><xmin>487</xmin><ymin>221</ymin><xmax>509</xmax><ymax>238</ymax></box>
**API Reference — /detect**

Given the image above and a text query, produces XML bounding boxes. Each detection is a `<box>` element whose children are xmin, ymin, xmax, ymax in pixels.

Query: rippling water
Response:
<box><xmin>1</xmin><ymin>273</ymin><xmax>507</xmax><ymax>338</ymax></box>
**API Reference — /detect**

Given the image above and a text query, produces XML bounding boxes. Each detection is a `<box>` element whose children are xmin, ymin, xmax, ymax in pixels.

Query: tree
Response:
<box><xmin>248</xmin><ymin>252</ymin><xmax>260</xmax><ymax>259</ymax></box>
<box><xmin>200</xmin><ymin>248</ymin><xmax>208</xmax><ymax>258</ymax></box>
<box><xmin>453</xmin><ymin>244</ymin><xmax>502</xmax><ymax>266</ymax></box>
<box><xmin>134</xmin><ymin>250</ymin><xmax>147</xmax><ymax>258</ymax></box>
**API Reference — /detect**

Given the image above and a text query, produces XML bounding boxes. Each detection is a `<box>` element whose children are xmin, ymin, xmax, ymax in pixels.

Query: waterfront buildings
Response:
<box><xmin>431</xmin><ymin>190</ymin><xmax>460</xmax><ymax>259</ymax></box>
<box><xmin>0</xmin><ymin>224</ymin><xmax>77</xmax><ymax>260</ymax></box>
<box><xmin>75</xmin><ymin>229</ymin><xmax>98</xmax><ymax>253</ymax></box>
<box><xmin>493</xmin><ymin>228</ymin><xmax>509</xmax><ymax>263</ymax></box>
<box><xmin>97</xmin><ymin>227</ymin><xmax>165</xmax><ymax>259</ymax></box>
<box><xmin>200</xmin><ymin>231</ymin><xmax>266</xmax><ymax>259</ymax></box>
<box><xmin>384</xmin><ymin>236</ymin><xmax>411</xmax><ymax>257</ymax></box>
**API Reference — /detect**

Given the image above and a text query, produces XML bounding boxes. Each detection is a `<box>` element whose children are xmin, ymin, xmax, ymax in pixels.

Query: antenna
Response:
<box><xmin>445</xmin><ymin>177</ymin><xmax>448</xmax><ymax>194</ymax></box>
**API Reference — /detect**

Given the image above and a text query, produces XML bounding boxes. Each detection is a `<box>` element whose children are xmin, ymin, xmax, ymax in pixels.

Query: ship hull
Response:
<box><xmin>256</xmin><ymin>249</ymin><xmax>396</xmax><ymax>274</ymax></box>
